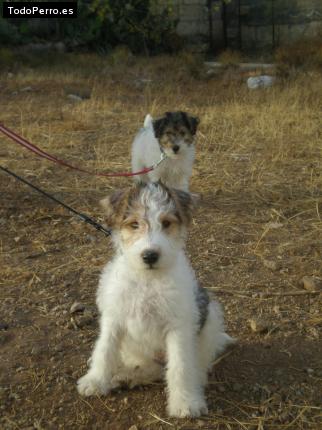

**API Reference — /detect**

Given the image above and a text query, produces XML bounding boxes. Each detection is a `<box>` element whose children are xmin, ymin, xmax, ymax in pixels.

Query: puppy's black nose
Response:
<box><xmin>172</xmin><ymin>145</ymin><xmax>180</xmax><ymax>153</ymax></box>
<box><xmin>141</xmin><ymin>250</ymin><xmax>159</xmax><ymax>266</ymax></box>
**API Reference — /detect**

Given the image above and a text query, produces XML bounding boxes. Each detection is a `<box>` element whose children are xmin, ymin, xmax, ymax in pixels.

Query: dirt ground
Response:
<box><xmin>0</xmin><ymin>55</ymin><xmax>321</xmax><ymax>429</ymax></box>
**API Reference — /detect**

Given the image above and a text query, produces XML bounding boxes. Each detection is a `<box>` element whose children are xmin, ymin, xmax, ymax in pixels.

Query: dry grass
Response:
<box><xmin>217</xmin><ymin>49</ymin><xmax>245</xmax><ymax>66</ymax></box>
<box><xmin>275</xmin><ymin>37</ymin><xmax>322</xmax><ymax>77</ymax></box>
<box><xmin>0</xmin><ymin>54</ymin><xmax>321</xmax><ymax>429</ymax></box>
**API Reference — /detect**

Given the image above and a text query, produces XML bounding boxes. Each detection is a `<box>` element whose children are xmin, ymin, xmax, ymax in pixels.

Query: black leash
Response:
<box><xmin>0</xmin><ymin>165</ymin><xmax>111</xmax><ymax>237</ymax></box>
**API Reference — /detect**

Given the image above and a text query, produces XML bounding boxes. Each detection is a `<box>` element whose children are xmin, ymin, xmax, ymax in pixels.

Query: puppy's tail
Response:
<box><xmin>143</xmin><ymin>114</ymin><xmax>153</xmax><ymax>129</ymax></box>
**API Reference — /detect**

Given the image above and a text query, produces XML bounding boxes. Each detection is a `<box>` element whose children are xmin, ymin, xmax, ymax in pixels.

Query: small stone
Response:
<box><xmin>232</xmin><ymin>382</ymin><xmax>242</xmax><ymax>392</ymax></box>
<box><xmin>70</xmin><ymin>302</ymin><xmax>85</xmax><ymax>314</ymax></box>
<box><xmin>273</xmin><ymin>305</ymin><xmax>280</xmax><ymax>314</ymax></box>
<box><xmin>7</xmin><ymin>72</ymin><xmax>14</xmax><ymax>79</ymax></box>
<box><xmin>133</xmin><ymin>78</ymin><xmax>152</xmax><ymax>89</ymax></box>
<box><xmin>128</xmin><ymin>426</ymin><xmax>138</xmax><ymax>430</ymax></box>
<box><xmin>67</xmin><ymin>94</ymin><xmax>83</xmax><ymax>102</ymax></box>
<box><xmin>217</xmin><ymin>385</ymin><xmax>226</xmax><ymax>393</ymax></box>
<box><xmin>249</xmin><ymin>318</ymin><xmax>269</xmax><ymax>334</ymax></box>
<box><xmin>267</xmin><ymin>222</ymin><xmax>283</xmax><ymax>229</ymax></box>
<box><xmin>54</xmin><ymin>42</ymin><xmax>66</xmax><ymax>53</ymax></box>
<box><xmin>31</xmin><ymin>345</ymin><xmax>45</xmax><ymax>356</ymax></box>
<box><xmin>306</xmin><ymin>368</ymin><xmax>314</xmax><ymax>374</ymax></box>
<box><xmin>54</xmin><ymin>344</ymin><xmax>64</xmax><ymax>353</ymax></box>
<box><xmin>20</xmin><ymin>86</ymin><xmax>33</xmax><ymax>92</ymax></box>
<box><xmin>85</xmin><ymin>234</ymin><xmax>96</xmax><ymax>243</ymax></box>
<box><xmin>0</xmin><ymin>322</ymin><xmax>9</xmax><ymax>331</ymax></box>
<box><xmin>263</xmin><ymin>259</ymin><xmax>279</xmax><ymax>271</ymax></box>
<box><xmin>301</xmin><ymin>276</ymin><xmax>322</xmax><ymax>292</ymax></box>
<box><xmin>74</xmin><ymin>310</ymin><xmax>95</xmax><ymax>328</ymax></box>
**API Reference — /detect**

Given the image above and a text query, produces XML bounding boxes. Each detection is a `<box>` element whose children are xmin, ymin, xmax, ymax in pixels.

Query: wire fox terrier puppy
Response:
<box><xmin>77</xmin><ymin>182</ymin><xmax>232</xmax><ymax>418</ymax></box>
<box><xmin>131</xmin><ymin>111</ymin><xmax>199</xmax><ymax>191</ymax></box>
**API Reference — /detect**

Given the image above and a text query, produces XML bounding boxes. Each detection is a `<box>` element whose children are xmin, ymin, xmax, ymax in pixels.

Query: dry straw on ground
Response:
<box><xmin>0</xmin><ymin>54</ymin><xmax>321</xmax><ymax>429</ymax></box>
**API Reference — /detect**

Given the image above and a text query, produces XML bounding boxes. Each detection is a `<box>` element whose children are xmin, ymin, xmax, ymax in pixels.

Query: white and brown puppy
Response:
<box><xmin>131</xmin><ymin>111</ymin><xmax>199</xmax><ymax>191</ymax></box>
<box><xmin>77</xmin><ymin>182</ymin><xmax>232</xmax><ymax>418</ymax></box>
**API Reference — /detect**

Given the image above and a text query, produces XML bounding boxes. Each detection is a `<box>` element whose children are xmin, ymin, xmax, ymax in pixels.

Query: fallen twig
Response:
<box><xmin>148</xmin><ymin>412</ymin><xmax>174</xmax><ymax>427</ymax></box>
<box><xmin>208</xmin><ymin>288</ymin><xmax>252</xmax><ymax>298</ymax></box>
<box><xmin>209</xmin><ymin>288</ymin><xmax>321</xmax><ymax>298</ymax></box>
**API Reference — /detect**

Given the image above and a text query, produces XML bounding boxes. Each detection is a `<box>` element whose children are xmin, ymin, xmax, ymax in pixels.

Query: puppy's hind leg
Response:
<box><xmin>198</xmin><ymin>301</ymin><xmax>235</xmax><ymax>386</ymax></box>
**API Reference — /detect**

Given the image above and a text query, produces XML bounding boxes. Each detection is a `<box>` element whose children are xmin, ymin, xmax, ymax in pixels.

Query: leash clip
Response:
<box><xmin>152</xmin><ymin>152</ymin><xmax>167</xmax><ymax>169</ymax></box>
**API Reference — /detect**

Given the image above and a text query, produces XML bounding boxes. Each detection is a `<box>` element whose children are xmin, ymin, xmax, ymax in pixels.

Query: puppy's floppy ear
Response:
<box><xmin>100</xmin><ymin>190</ymin><xmax>128</xmax><ymax>225</ymax></box>
<box><xmin>170</xmin><ymin>188</ymin><xmax>200</xmax><ymax>225</ymax></box>
<box><xmin>153</xmin><ymin>117</ymin><xmax>167</xmax><ymax>139</ymax></box>
<box><xmin>187</xmin><ymin>115</ymin><xmax>199</xmax><ymax>136</ymax></box>
<box><xmin>180</xmin><ymin>111</ymin><xmax>199</xmax><ymax>136</ymax></box>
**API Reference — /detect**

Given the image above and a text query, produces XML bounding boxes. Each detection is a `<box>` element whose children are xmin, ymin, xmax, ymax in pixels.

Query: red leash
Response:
<box><xmin>0</xmin><ymin>123</ymin><xmax>165</xmax><ymax>177</ymax></box>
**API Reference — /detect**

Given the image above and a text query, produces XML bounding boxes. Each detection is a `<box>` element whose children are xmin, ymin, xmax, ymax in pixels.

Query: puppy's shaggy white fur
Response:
<box><xmin>131</xmin><ymin>113</ymin><xmax>196</xmax><ymax>191</ymax></box>
<box><xmin>77</xmin><ymin>183</ymin><xmax>232</xmax><ymax>418</ymax></box>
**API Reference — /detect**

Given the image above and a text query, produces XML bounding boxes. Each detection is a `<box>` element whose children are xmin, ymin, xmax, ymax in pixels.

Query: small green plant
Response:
<box><xmin>0</xmin><ymin>1</ymin><xmax>178</xmax><ymax>55</ymax></box>
<box><xmin>0</xmin><ymin>16</ymin><xmax>21</xmax><ymax>45</ymax></box>
<box><xmin>179</xmin><ymin>51</ymin><xmax>205</xmax><ymax>78</ymax></box>
<box><xmin>0</xmin><ymin>47</ymin><xmax>16</xmax><ymax>69</ymax></box>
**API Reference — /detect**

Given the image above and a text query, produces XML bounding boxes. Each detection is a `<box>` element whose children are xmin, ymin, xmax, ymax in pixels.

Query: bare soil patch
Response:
<box><xmin>0</xmin><ymin>56</ymin><xmax>321</xmax><ymax>429</ymax></box>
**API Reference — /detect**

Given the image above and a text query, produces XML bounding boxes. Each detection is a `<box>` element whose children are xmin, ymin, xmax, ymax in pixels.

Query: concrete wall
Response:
<box><xmin>238</xmin><ymin>0</ymin><xmax>322</xmax><ymax>51</ymax></box>
<box><xmin>172</xmin><ymin>0</ymin><xmax>224</xmax><ymax>47</ymax></box>
<box><xmin>170</xmin><ymin>0</ymin><xmax>322</xmax><ymax>50</ymax></box>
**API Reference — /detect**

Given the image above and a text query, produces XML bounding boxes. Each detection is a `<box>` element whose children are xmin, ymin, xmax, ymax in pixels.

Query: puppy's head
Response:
<box><xmin>101</xmin><ymin>182</ymin><xmax>198</xmax><ymax>272</ymax></box>
<box><xmin>152</xmin><ymin>111</ymin><xmax>199</xmax><ymax>158</ymax></box>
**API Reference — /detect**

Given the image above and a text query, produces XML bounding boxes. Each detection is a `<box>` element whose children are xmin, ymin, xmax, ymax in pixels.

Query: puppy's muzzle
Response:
<box><xmin>172</xmin><ymin>144</ymin><xmax>180</xmax><ymax>154</ymax></box>
<box><xmin>141</xmin><ymin>249</ymin><xmax>159</xmax><ymax>268</ymax></box>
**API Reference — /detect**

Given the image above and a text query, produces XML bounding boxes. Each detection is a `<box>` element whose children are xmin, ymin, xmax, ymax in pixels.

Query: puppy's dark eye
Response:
<box><xmin>130</xmin><ymin>221</ymin><xmax>139</xmax><ymax>230</ymax></box>
<box><xmin>162</xmin><ymin>220</ymin><xmax>171</xmax><ymax>229</ymax></box>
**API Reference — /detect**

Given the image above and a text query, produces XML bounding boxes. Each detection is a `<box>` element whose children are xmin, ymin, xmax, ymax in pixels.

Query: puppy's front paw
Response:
<box><xmin>77</xmin><ymin>373</ymin><xmax>110</xmax><ymax>397</ymax></box>
<box><xmin>167</xmin><ymin>396</ymin><xmax>208</xmax><ymax>418</ymax></box>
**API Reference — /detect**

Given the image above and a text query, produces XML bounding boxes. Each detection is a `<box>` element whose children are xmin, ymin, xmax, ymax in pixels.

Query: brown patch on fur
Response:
<box><xmin>120</xmin><ymin>212</ymin><xmax>148</xmax><ymax>247</ymax></box>
<box><xmin>100</xmin><ymin>185</ymin><xmax>142</xmax><ymax>228</ymax></box>
<box><xmin>154</xmin><ymin>350</ymin><xmax>166</xmax><ymax>366</ymax></box>
<box><xmin>159</xmin><ymin>213</ymin><xmax>181</xmax><ymax>235</ymax></box>
<box><xmin>158</xmin><ymin>124</ymin><xmax>194</xmax><ymax>151</ymax></box>
<box><xmin>120</xmin><ymin>226</ymin><xmax>147</xmax><ymax>247</ymax></box>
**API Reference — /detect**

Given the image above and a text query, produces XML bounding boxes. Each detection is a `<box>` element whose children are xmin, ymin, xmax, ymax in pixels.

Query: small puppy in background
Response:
<box><xmin>131</xmin><ymin>111</ymin><xmax>199</xmax><ymax>191</ymax></box>
<box><xmin>77</xmin><ymin>182</ymin><xmax>232</xmax><ymax>418</ymax></box>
